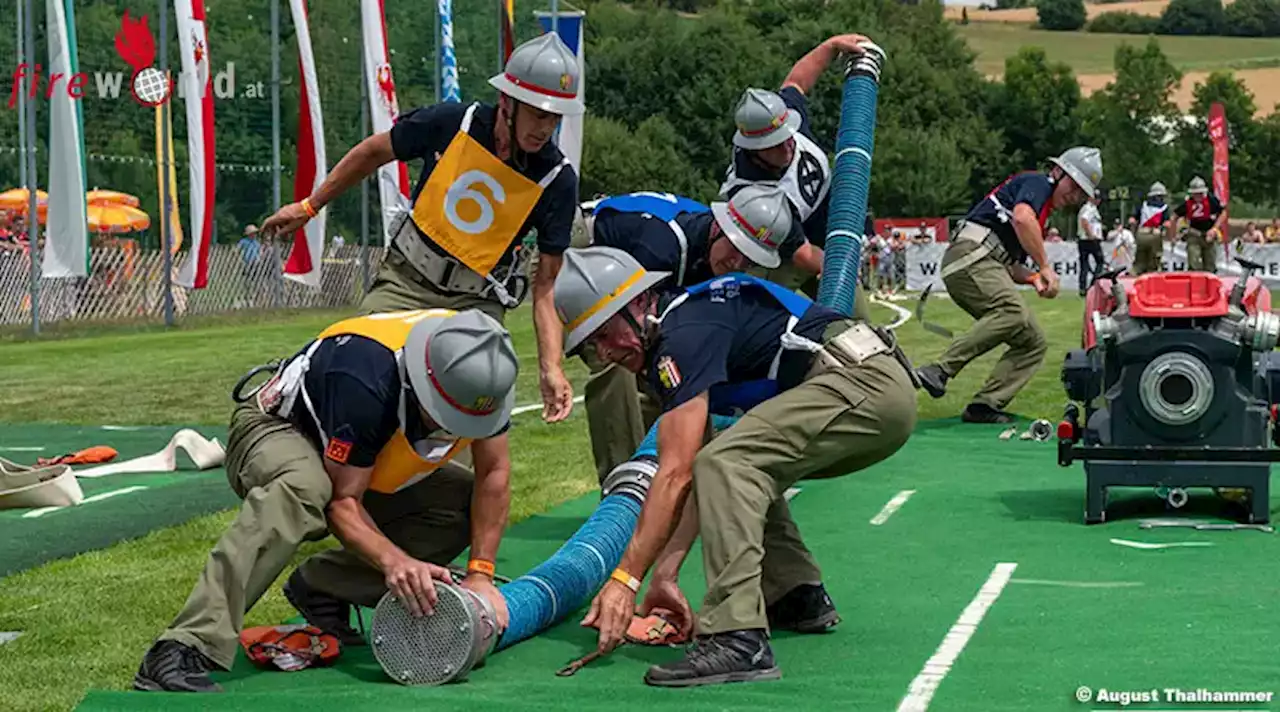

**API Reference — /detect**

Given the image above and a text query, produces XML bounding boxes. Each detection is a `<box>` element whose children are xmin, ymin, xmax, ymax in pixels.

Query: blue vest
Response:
<box><xmin>595</xmin><ymin>192</ymin><xmax>709</xmax><ymax>221</ymax></box>
<box><xmin>662</xmin><ymin>273</ymin><xmax>815</xmax><ymax>416</ymax></box>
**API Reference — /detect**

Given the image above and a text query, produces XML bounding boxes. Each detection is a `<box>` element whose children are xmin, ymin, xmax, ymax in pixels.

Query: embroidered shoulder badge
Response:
<box><xmin>325</xmin><ymin>438</ymin><xmax>353</xmax><ymax>464</ymax></box>
<box><xmin>657</xmin><ymin>356</ymin><xmax>682</xmax><ymax>391</ymax></box>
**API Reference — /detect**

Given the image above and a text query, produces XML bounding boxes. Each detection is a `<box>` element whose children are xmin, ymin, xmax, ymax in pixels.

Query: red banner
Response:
<box><xmin>1209</xmin><ymin>102</ymin><xmax>1230</xmax><ymax>229</ymax></box>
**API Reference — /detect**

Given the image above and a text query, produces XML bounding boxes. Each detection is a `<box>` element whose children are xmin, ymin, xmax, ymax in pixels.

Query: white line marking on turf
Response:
<box><xmin>0</xmin><ymin>446</ymin><xmax>44</xmax><ymax>452</ymax></box>
<box><xmin>896</xmin><ymin>562</ymin><xmax>1017</xmax><ymax>712</ymax></box>
<box><xmin>21</xmin><ymin>485</ymin><xmax>150</xmax><ymax>519</ymax></box>
<box><xmin>100</xmin><ymin>425</ymin><xmax>145</xmax><ymax>431</ymax></box>
<box><xmin>871</xmin><ymin>489</ymin><xmax>915</xmax><ymax>525</ymax></box>
<box><xmin>1010</xmin><ymin>579</ymin><xmax>1144</xmax><ymax>589</ymax></box>
<box><xmin>1109</xmin><ymin>538</ymin><xmax>1213</xmax><ymax>550</ymax></box>
<box><xmin>0</xmin><ymin>632</ymin><xmax>22</xmax><ymax>646</ymax></box>
<box><xmin>510</xmin><ymin>395</ymin><xmax>585</xmax><ymax>417</ymax></box>
<box><xmin>870</xmin><ymin>295</ymin><xmax>913</xmax><ymax>330</ymax></box>
<box><xmin>784</xmin><ymin>487</ymin><xmax>801</xmax><ymax>501</ymax></box>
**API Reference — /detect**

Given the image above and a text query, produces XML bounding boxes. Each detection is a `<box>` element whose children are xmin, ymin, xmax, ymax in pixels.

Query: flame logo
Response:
<box><xmin>114</xmin><ymin>10</ymin><xmax>157</xmax><ymax>72</ymax></box>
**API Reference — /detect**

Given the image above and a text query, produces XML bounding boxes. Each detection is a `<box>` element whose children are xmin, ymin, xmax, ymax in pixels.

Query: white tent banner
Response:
<box><xmin>904</xmin><ymin>241</ymin><xmax>1278</xmax><ymax>292</ymax></box>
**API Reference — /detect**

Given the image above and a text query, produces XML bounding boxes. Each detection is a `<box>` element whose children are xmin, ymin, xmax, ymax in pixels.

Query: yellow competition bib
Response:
<box><xmin>412</xmin><ymin>130</ymin><xmax>544</xmax><ymax>277</ymax></box>
<box><xmin>314</xmin><ymin>310</ymin><xmax>474</xmax><ymax>494</ymax></box>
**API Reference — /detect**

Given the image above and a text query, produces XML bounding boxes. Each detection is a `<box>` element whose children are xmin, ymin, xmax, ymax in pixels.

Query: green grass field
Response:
<box><xmin>957</xmin><ymin>23</ymin><xmax>1280</xmax><ymax>76</ymax></box>
<box><xmin>2</xmin><ymin>295</ymin><xmax>1279</xmax><ymax>711</ymax></box>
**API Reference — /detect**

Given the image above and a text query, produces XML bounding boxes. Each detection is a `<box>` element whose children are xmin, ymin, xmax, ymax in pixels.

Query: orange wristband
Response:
<box><xmin>611</xmin><ymin>568</ymin><xmax>641</xmax><ymax>593</ymax></box>
<box><xmin>301</xmin><ymin>197</ymin><xmax>317</xmax><ymax>218</ymax></box>
<box><xmin>467</xmin><ymin>559</ymin><xmax>495</xmax><ymax>578</ymax></box>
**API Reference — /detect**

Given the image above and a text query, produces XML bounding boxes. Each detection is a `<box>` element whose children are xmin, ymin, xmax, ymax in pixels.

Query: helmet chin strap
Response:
<box><xmin>502</xmin><ymin>96</ymin><xmax>529</xmax><ymax>172</ymax></box>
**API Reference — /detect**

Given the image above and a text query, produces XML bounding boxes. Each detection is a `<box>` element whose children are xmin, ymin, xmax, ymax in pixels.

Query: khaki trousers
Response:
<box><xmin>159</xmin><ymin>404</ymin><xmax>473</xmax><ymax>670</ymax></box>
<box><xmin>934</xmin><ymin>241</ymin><xmax>1047</xmax><ymax>411</ymax></box>
<box><xmin>695</xmin><ymin>344</ymin><xmax>917</xmax><ymax>635</ymax></box>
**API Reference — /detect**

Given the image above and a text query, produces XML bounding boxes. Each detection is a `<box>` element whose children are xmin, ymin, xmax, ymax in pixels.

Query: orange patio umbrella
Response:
<box><xmin>87</xmin><ymin>189</ymin><xmax>141</xmax><ymax>208</ymax></box>
<box><xmin>88</xmin><ymin>204</ymin><xmax>151</xmax><ymax>234</ymax></box>
<box><xmin>0</xmin><ymin>188</ymin><xmax>47</xmax><ymax>212</ymax></box>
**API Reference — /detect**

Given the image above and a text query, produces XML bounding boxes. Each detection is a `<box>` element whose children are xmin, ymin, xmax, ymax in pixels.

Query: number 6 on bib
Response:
<box><xmin>412</xmin><ymin>114</ymin><xmax>555</xmax><ymax>279</ymax></box>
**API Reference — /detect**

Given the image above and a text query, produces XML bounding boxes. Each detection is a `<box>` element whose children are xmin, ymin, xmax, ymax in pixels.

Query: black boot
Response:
<box><xmin>915</xmin><ymin>364</ymin><xmax>949</xmax><ymax>399</ymax></box>
<box><xmin>962</xmin><ymin>402</ymin><xmax>1014</xmax><ymax>424</ymax></box>
<box><xmin>644</xmin><ymin>629</ymin><xmax>781</xmax><ymax>688</ymax></box>
<box><xmin>133</xmin><ymin>639</ymin><xmax>222</xmax><ymax>693</ymax></box>
<box><xmin>767</xmin><ymin>583</ymin><xmax>840</xmax><ymax>633</ymax></box>
<box><xmin>283</xmin><ymin>569</ymin><xmax>366</xmax><ymax>646</ymax></box>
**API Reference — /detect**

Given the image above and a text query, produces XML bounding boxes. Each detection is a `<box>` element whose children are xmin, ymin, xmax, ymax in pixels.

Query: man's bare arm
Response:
<box><xmin>782</xmin><ymin>35</ymin><xmax>870</xmax><ymax>95</ymax></box>
<box><xmin>467</xmin><ymin>433</ymin><xmax>513</xmax><ymax>565</ymax></box>
<box><xmin>616</xmin><ymin>395</ymin><xmax>709</xmax><ymax>580</ymax></box>
<box><xmin>532</xmin><ymin>253</ymin><xmax>573</xmax><ymax>422</ymax></box>
<box><xmin>1011</xmin><ymin>203</ymin><xmax>1049</xmax><ymax>271</ymax></box>
<box><xmin>309</xmin><ymin>133</ymin><xmax>396</xmax><ymax>210</ymax></box>
<box><xmin>790</xmin><ymin>242</ymin><xmax>824</xmax><ymax>277</ymax></box>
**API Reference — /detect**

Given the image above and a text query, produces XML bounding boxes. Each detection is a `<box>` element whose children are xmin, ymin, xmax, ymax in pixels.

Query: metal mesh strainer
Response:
<box><xmin>370</xmin><ymin>582</ymin><xmax>499</xmax><ymax>686</ymax></box>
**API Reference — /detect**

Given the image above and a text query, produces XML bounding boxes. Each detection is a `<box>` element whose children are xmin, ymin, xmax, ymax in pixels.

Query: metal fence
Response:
<box><xmin>0</xmin><ymin>242</ymin><xmax>385</xmax><ymax>327</ymax></box>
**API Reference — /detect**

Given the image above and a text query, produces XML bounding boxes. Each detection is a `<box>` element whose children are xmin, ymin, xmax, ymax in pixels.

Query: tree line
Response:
<box><xmin>0</xmin><ymin>0</ymin><xmax>1275</xmax><ymax>250</ymax></box>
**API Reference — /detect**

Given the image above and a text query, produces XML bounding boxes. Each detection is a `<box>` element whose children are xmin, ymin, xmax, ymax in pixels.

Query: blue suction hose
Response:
<box><xmin>816</xmin><ymin>42</ymin><xmax>888</xmax><ymax>316</ymax></box>
<box><xmin>495</xmin><ymin>414</ymin><xmax>737</xmax><ymax>650</ymax></box>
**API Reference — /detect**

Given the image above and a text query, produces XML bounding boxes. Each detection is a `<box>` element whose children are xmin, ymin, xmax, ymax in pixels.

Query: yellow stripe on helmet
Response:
<box><xmin>566</xmin><ymin>270</ymin><xmax>647</xmax><ymax>334</ymax></box>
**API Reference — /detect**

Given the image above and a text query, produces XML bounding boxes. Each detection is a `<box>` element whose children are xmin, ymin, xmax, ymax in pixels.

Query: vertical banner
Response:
<box><xmin>155</xmin><ymin>99</ymin><xmax>185</xmax><ymax>253</ymax></box>
<box><xmin>439</xmin><ymin>0</ymin><xmax>460</xmax><ymax>102</ymax></box>
<box><xmin>500</xmin><ymin>0</ymin><xmax>516</xmax><ymax>66</ymax></box>
<box><xmin>1209</xmin><ymin>101</ymin><xmax>1230</xmax><ymax>231</ymax></box>
<box><xmin>283</xmin><ymin>0</ymin><xmax>328</xmax><ymax>288</ymax></box>
<box><xmin>361</xmin><ymin>0</ymin><xmax>410</xmax><ymax>246</ymax></box>
<box><xmin>535</xmin><ymin>9</ymin><xmax>584</xmax><ymax>172</ymax></box>
<box><xmin>173</xmin><ymin>0</ymin><xmax>216</xmax><ymax>289</ymax></box>
<box><xmin>43</xmin><ymin>0</ymin><xmax>88</xmax><ymax>279</ymax></box>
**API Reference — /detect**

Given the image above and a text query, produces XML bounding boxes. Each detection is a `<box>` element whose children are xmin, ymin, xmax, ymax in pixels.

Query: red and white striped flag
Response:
<box><xmin>283</xmin><ymin>0</ymin><xmax>328</xmax><ymax>288</ymax></box>
<box><xmin>174</xmin><ymin>0</ymin><xmax>216</xmax><ymax>289</ymax></box>
<box><xmin>361</xmin><ymin>0</ymin><xmax>410</xmax><ymax>246</ymax></box>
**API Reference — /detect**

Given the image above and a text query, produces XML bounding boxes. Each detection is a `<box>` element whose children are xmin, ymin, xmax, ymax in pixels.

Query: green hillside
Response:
<box><xmin>958</xmin><ymin>23</ymin><xmax>1280</xmax><ymax>75</ymax></box>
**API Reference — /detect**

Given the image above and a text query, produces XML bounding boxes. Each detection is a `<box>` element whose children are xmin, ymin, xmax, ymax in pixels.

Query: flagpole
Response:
<box><xmin>270</xmin><ymin>0</ymin><xmax>282</xmax><ymax>308</ymax></box>
<box><xmin>360</xmin><ymin>47</ymin><xmax>371</xmax><ymax>294</ymax></box>
<box><xmin>434</xmin><ymin>3</ymin><xmax>441</xmax><ymax>104</ymax></box>
<box><xmin>496</xmin><ymin>0</ymin><xmax>502</xmax><ymax>74</ymax></box>
<box><xmin>23</xmin><ymin>0</ymin><xmax>39</xmax><ymax>335</ymax></box>
<box><xmin>16</xmin><ymin>0</ymin><xmax>26</xmax><ymax>193</ymax></box>
<box><xmin>271</xmin><ymin>0</ymin><xmax>281</xmax><ymax>212</ymax></box>
<box><xmin>159</xmin><ymin>0</ymin><xmax>175</xmax><ymax>327</ymax></box>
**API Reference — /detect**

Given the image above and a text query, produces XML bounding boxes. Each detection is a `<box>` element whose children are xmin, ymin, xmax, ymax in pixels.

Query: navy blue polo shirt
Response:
<box><xmin>287</xmin><ymin>335</ymin><xmax>507</xmax><ymax>468</ymax></box>
<box><xmin>726</xmin><ymin>86</ymin><xmax>830</xmax><ymax>250</ymax></box>
<box><xmin>1174</xmin><ymin>194</ymin><xmax>1224</xmax><ymax>232</ymax></box>
<box><xmin>389</xmin><ymin>102</ymin><xmax>579</xmax><ymax>262</ymax></box>
<box><xmin>645</xmin><ymin>284</ymin><xmax>846</xmax><ymax>412</ymax></box>
<box><xmin>591</xmin><ymin>210</ymin><xmax>718</xmax><ymax>285</ymax></box>
<box><xmin>964</xmin><ymin>172</ymin><xmax>1056</xmax><ymax>264</ymax></box>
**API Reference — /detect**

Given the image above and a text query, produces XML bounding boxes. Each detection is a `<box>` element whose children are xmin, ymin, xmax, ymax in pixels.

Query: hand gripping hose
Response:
<box><xmin>494</xmin><ymin>414</ymin><xmax>738</xmax><ymax>650</ymax></box>
<box><xmin>816</xmin><ymin>41</ymin><xmax>888</xmax><ymax>317</ymax></box>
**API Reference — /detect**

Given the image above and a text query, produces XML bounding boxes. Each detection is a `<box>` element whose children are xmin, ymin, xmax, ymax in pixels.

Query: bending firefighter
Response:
<box><xmin>557</xmin><ymin>247</ymin><xmax>917</xmax><ymax>687</ymax></box>
<box><xmin>135</xmin><ymin>309</ymin><xmax>519</xmax><ymax>692</ymax></box>
<box><xmin>571</xmin><ymin>185</ymin><xmax>802</xmax><ymax>482</ymax></box>
<box><xmin>915</xmin><ymin>147</ymin><xmax>1102</xmax><ymax>423</ymax></box>
<box><xmin>261</xmin><ymin>33</ymin><xmax>583</xmax><ymax>422</ymax></box>
<box><xmin>1168</xmin><ymin>176</ymin><xmax>1227</xmax><ymax>274</ymax></box>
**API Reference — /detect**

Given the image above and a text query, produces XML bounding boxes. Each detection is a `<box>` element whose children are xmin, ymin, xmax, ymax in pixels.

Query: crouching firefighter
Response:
<box><xmin>134</xmin><ymin>309</ymin><xmax>519</xmax><ymax>692</ymax></box>
<box><xmin>260</xmin><ymin>33</ymin><xmax>583</xmax><ymax>423</ymax></box>
<box><xmin>556</xmin><ymin>246</ymin><xmax>918</xmax><ymax>687</ymax></box>
<box><xmin>571</xmin><ymin>185</ymin><xmax>802</xmax><ymax>483</ymax></box>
